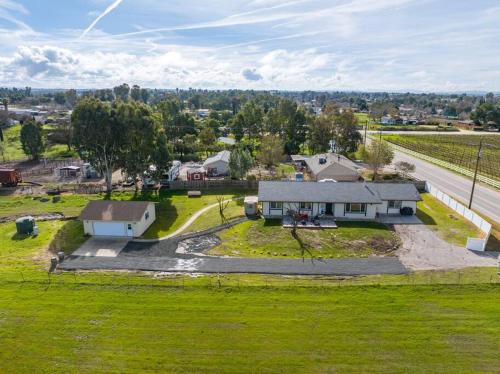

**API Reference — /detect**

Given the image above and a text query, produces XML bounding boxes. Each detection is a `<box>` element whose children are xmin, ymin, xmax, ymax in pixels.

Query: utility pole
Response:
<box><xmin>468</xmin><ymin>138</ymin><xmax>483</xmax><ymax>209</ymax></box>
<box><xmin>364</xmin><ymin>120</ymin><xmax>368</xmax><ymax>145</ymax></box>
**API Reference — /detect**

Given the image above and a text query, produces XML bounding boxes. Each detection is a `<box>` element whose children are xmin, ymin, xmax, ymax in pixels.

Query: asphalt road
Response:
<box><xmin>58</xmin><ymin>255</ymin><xmax>407</xmax><ymax>275</ymax></box>
<box><xmin>391</xmin><ymin>149</ymin><xmax>500</xmax><ymax>223</ymax></box>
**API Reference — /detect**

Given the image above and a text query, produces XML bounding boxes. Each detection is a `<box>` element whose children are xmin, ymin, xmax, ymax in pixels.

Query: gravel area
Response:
<box><xmin>395</xmin><ymin>221</ymin><xmax>499</xmax><ymax>270</ymax></box>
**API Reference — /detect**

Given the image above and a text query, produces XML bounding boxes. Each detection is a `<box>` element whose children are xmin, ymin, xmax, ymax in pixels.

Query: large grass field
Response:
<box><xmin>417</xmin><ymin>193</ymin><xmax>481</xmax><ymax>246</ymax></box>
<box><xmin>382</xmin><ymin>134</ymin><xmax>500</xmax><ymax>180</ymax></box>
<box><xmin>0</xmin><ymin>281</ymin><xmax>499</xmax><ymax>373</ymax></box>
<box><xmin>1</xmin><ymin>124</ymin><xmax>77</xmax><ymax>160</ymax></box>
<box><xmin>209</xmin><ymin>219</ymin><xmax>399</xmax><ymax>258</ymax></box>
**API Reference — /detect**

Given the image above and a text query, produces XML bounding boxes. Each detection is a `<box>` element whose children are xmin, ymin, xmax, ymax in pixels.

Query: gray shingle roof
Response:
<box><xmin>80</xmin><ymin>201</ymin><xmax>151</xmax><ymax>222</ymax></box>
<box><xmin>258</xmin><ymin>181</ymin><xmax>382</xmax><ymax>203</ymax></box>
<box><xmin>366</xmin><ymin>183</ymin><xmax>422</xmax><ymax>201</ymax></box>
<box><xmin>258</xmin><ymin>181</ymin><xmax>422</xmax><ymax>203</ymax></box>
<box><xmin>305</xmin><ymin>153</ymin><xmax>359</xmax><ymax>175</ymax></box>
<box><xmin>203</xmin><ymin>150</ymin><xmax>230</xmax><ymax>166</ymax></box>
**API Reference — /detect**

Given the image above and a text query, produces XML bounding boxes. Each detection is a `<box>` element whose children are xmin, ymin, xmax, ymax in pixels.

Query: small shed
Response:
<box><xmin>80</xmin><ymin>200</ymin><xmax>156</xmax><ymax>237</ymax></box>
<box><xmin>187</xmin><ymin>167</ymin><xmax>207</xmax><ymax>181</ymax></box>
<box><xmin>244</xmin><ymin>196</ymin><xmax>259</xmax><ymax>216</ymax></box>
<box><xmin>59</xmin><ymin>165</ymin><xmax>81</xmax><ymax>177</ymax></box>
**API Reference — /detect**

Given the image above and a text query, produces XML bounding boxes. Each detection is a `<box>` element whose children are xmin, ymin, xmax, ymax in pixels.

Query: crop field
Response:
<box><xmin>382</xmin><ymin>134</ymin><xmax>500</xmax><ymax>180</ymax></box>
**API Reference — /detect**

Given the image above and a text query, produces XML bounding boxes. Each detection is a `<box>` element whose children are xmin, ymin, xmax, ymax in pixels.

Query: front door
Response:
<box><xmin>127</xmin><ymin>224</ymin><xmax>134</xmax><ymax>237</ymax></box>
<box><xmin>325</xmin><ymin>203</ymin><xmax>333</xmax><ymax>215</ymax></box>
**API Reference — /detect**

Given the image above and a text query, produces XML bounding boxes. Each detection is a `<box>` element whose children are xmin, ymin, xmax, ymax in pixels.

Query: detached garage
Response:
<box><xmin>80</xmin><ymin>200</ymin><xmax>156</xmax><ymax>238</ymax></box>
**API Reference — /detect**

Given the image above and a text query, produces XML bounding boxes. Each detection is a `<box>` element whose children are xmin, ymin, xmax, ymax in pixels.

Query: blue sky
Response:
<box><xmin>0</xmin><ymin>0</ymin><xmax>499</xmax><ymax>91</ymax></box>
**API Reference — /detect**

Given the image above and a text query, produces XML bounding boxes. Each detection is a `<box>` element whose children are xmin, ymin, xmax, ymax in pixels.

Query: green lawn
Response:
<box><xmin>354</xmin><ymin>112</ymin><xmax>369</xmax><ymax>125</ymax></box>
<box><xmin>0</xmin><ymin>124</ymin><xmax>77</xmax><ymax>161</ymax></box>
<box><xmin>209</xmin><ymin>219</ymin><xmax>399</xmax><ymax>258</ymax></box>
<box><xmin>186</xmin><ymin>199</ymin><xmax>245</xmax><ymax>233</ymax></box>
<box><xmin>417</xmin><ymin>193</ymin><xmax>481</xmax><ymax>246</ymax></box>
<box><xmin>0</xmin><ymin>281</ymin><xmax>499</xmax><ymax>373</ymax></box>
<box><xmin>0</xmin><ymin>190</ymin><xmax>249</xmax><ymax>239</ymax></box>
<box><xmin>0</xmin><ymin>220</ymin><xmax>86</xmax><ymax>275</ymax></box>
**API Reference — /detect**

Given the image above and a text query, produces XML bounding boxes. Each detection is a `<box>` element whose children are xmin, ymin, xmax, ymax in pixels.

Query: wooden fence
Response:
<box><xmin>168</xmin><ymin>179</ymin><xmax>258</xmax><ymax>190</ymax></box>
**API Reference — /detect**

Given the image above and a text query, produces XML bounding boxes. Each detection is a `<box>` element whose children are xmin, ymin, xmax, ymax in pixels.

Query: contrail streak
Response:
<box><xmin>81</xmin><ymin>0</ymin><xmax>124</xmax><ymax>38</ymax></box>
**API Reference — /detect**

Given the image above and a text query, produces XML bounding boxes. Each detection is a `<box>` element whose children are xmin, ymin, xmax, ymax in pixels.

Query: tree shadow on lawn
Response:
<box><xmin>416</xmin><ymin>208</ymin><xmax>437</xmax><ymax>226</ymax></box>
<box><xmin>48</xmin><ymin>219</ymin><xmax>87</xmax><ymax>255</ymax></box>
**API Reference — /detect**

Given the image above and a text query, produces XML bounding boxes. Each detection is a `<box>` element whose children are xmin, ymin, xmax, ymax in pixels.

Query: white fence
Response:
<box><xmin>425</xmin><ymin>182</ymin><xmax>492</xmax><ymax>251</ymax></box>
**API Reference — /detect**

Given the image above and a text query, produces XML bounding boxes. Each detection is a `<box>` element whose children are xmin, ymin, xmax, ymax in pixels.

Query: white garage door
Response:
<box><xmin>93</xmin><ymin>222</ymin><xmax>125</xmax><ymax>236</ymax></box>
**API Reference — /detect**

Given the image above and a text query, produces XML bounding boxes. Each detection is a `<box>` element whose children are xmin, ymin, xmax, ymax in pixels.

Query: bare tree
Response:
<box><xmin>286</xmin><ymin>206</ymin><xmax>313</xmax><ymax>259</ymax></box>
<box><xmin>217</xmin><ymin>196</ymin><xmax>230</xmax><ymax>225</ymax></box>
<box><xmin>394</xmin><ymin>161</ymin><xmax>416</xmax><ymax>179</ymax></box>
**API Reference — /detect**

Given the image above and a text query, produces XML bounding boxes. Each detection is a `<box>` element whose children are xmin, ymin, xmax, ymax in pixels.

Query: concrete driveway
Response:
<box><xmin>72</xmin><ymin>237</ymin><xmax>130</xmax><ymax>257</ymax></box>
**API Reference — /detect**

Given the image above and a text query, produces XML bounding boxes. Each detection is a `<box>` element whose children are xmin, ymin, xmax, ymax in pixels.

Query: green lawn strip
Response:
<box><xmin>417</xmin><ymin>193</ymin><xmax>481</xmax><ymax>246</ymax></box>
<box><xmin>208</xmin><ymin>219</ymin><xmax>399</xmax><ymax>258</ymax></box>
<box><xmin>0</xmin><ymin>193</ymin><xmax>102</xmax><ymax>218</ymax></box>
<box><xmin>185</xmin><ymin>199</ymin><xmax>245</xmax><ymax>233</ymax></box>
<box><xmin>0</xmin><ymin>282</ymin><xmax>498</xmax><ymax>373</ymax></box>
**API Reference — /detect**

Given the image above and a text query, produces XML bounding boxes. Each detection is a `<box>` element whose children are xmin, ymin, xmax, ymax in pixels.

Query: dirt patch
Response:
<box><xmin>176</xmin><ymin>235</ymin><xmax>221</xmax><ymax>255</ymax></box>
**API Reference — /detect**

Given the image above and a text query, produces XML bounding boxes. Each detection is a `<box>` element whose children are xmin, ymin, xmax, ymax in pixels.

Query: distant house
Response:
<box><xmin>217</xmin><ymin>137</ymin><xmax>236</xmax><ymax>146</ymax></box>
<box><xmin>196</xmin><ymin>109</ymin><xmax>210</xmax><ymax>118</ymax></box>
<box><xmin>381</xmin><ymin>116</ymin><xmax>396</xmax><ymax>125</ymax></box>
<box><xmin>203</xmin><ymin>150</ymin><xmax>231</xmax><ymax>177</ymax></box>
<box><xmin>258</xmin><ymin>181</ymin><xmax>421</xmax><ymax>219</ymax></box>
<box><xmin>293</xmin><ymin>153</ymin><xmax>361</xmax><ymax>182</ymax></box>
<box><xmin>80</xmin><ymin>200</ymin><xmax>156</xmax><ymax>237</ymax></box>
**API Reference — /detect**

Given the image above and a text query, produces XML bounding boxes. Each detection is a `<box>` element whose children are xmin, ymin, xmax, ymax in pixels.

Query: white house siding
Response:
<box><xmin>83</xmin><ymin>203</ymin><xmax>156</xmax><ymax>237</ymax></box>
<box><xmin>204</xmin><ymin>160</ymin><xmax>228</xmax><ymax>175</ymax></box>
<box><xmin>261</xmin><ymin>201</ymin><xmax>378</xmax><ymax>219</ymax></box>
<box><xmin>377</xmin><ymin>201</ymin><xmax>417</xmax><ymax>215</ymax></box>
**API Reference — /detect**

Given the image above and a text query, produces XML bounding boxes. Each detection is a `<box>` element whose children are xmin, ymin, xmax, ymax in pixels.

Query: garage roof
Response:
<box><xmin>80</xmin><ymin>200</ymin><xmax>151</xmax><ymax>222</ymax></box>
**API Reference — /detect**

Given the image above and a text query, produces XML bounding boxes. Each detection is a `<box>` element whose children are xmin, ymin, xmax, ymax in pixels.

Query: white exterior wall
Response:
<box><xmin>83</xmin><ymin>203</ymin><xmax>156</xmax><ymax>237</ymax></box>
<box><xmin>204</xmin><ymin>160</ymin><xmax>228</xmax><ymax>175</ymax></box>
<box><xmin>333</xmin><ymin>203</ymin><xmax>377</xmax><ymax>219</ymax></box>
<box><xmin>376</xmin><ymin>200</ymin><xmax>417</xmax><ymax>215</ymax></box>
<box><xmin>262</xmin><ymin>201</ymin><xmax>378</xmax><ymax>219</ymax></box>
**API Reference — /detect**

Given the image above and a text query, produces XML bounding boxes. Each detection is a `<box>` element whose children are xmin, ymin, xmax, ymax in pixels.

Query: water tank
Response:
<box><xmin>15</xmin><ymin>216</ymin><xmax>35</xmax><ymax>235</ymax></box>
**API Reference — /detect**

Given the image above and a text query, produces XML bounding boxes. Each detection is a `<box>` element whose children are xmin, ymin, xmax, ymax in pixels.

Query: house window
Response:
<box><xmin>145</xmin><ymin>211</ymin><xmax>150</xmax><ymax>220</ymax></box>
<box><xmin>345</xmin><ymin>203</ymin><xmax>366</xmax><ymax>213</ymax></box>
<box><xmin>270</xmin><ymin>202</ymin><xmax>282</xmax><ymax>209</ymax></box>
<box><xmin>194</xmin><ymin>173</ymin><xmax>200</xmax><ymax>180</ymax></box>
<box><xmin>127</xmin><ymin>224</ymin><xmax>132</xmax><ymax>230</ymax></box>
<box><xmin>388</xmin><ymin>200</ymin><xmax>402</xmax><ymax>209</ymax></box>
<box><xmin>300</xmin><ymin>202</ymin><xmax>312</xmax><ymax>210</ymax></box>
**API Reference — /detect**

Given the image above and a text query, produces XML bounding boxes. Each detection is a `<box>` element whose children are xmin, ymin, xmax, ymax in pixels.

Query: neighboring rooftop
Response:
<box><xmin>203</xmin><ymin>150</ymin><xmax>231</xmax><ymax>166</ymax></box>
<box><xmin>80</xmin><ymin>200</ymin><xmax>151</xmax><ymax>222</ymax></box>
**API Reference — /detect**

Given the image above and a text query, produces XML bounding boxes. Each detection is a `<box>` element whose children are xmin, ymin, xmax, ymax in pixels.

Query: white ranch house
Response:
<box><xmin>258</xmin><ymin>181</ymin><xmax>421</xmax><ymax>220</ymax></box>
<box><xmin>80</xmin><ymin>200</ymin><xmax>156</xmax><ymax>237</ymax></box>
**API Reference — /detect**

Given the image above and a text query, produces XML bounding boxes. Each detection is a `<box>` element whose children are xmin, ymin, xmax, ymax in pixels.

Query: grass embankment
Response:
<box><xmin>0</xmin><ymin>281</ymin><xmax>499</xmax><ymax>373</ymax></box>
<box><xmin>209</xmin><ymin>219</ymin><xmax>399</xmax><ymax>258</ymax></box>
<box><xmin>1</xmin><ymin>124</ymin><xmax>77</xmax><ymax>161</ymax></box>
<box><xmin>417</xmin><ymin>193</ymin><xmax>481</xmax><ymax>246</ymax></box>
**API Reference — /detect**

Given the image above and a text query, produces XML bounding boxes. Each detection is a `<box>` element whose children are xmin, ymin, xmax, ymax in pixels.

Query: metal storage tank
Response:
<box><xmin>15</xmin><ymin>216</ymin><xmax>35</xmax><ymax>235</ymax></box>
